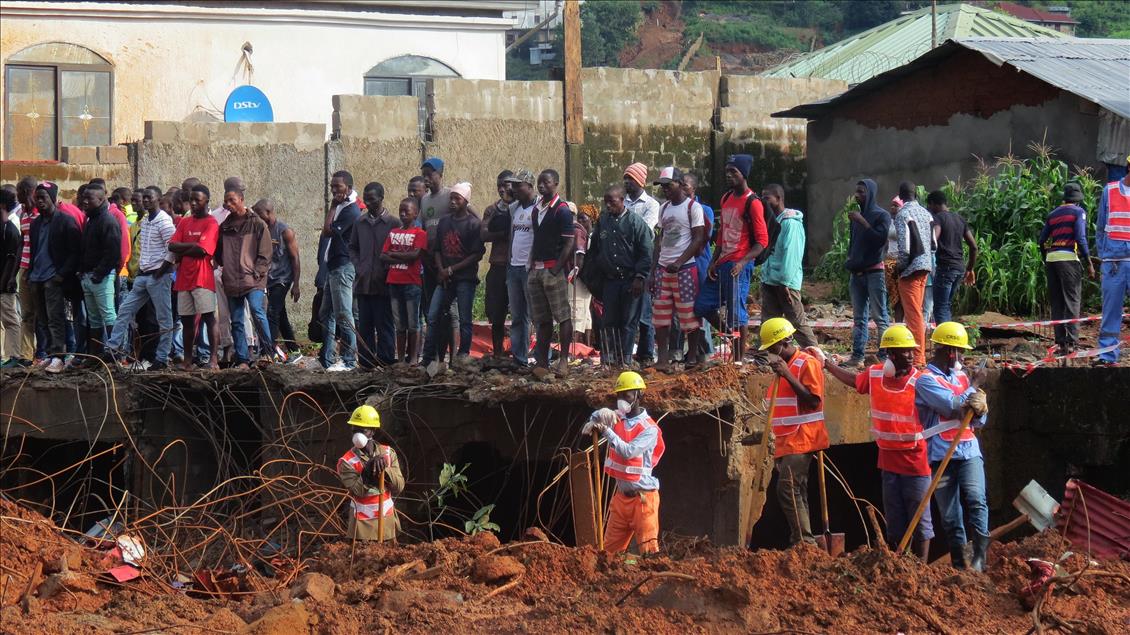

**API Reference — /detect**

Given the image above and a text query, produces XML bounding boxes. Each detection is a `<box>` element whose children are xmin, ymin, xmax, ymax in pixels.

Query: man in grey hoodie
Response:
<box><xmin>844</xmin><ymin>179</ymin><xmax>892</xmax><ymax>366</ymax></box>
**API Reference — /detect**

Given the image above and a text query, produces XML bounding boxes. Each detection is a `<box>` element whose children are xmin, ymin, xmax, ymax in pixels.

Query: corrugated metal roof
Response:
<box><xmin>1055</xmin><ymin>479</ymin><xmax>1130</xmax><ymax>560</ymax></box>
<box><xmin>763</xmin><ymin>3</ymin><xmax>1066</xmax><ymax>84</ymax></box>
<box><xmin>772</xmin><ymin>37</ymin><xmax>1130</xmax><ymax>121</ymax></box>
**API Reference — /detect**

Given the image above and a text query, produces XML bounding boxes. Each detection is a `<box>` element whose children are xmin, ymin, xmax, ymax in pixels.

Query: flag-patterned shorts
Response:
<box><xmin>652</xmin><ymin>264</ymin><xmax>699</xmax><ymax>332</ymax></box>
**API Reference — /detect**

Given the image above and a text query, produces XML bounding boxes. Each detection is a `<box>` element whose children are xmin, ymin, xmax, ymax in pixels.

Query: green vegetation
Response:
<box><xmin>813</xmin><ymin>146</ymin><xmax>1102</xmax><ymax>317</ymax></box>
<box><xmin>1058</xmin><ymin>0</ymin><xmax>1130</xmax><ymax>38</ymax></box>
<box><xmin>580</xmin><ymin>0</ymin><xmax>643</xmax><ymax>66</ymax></box>
<box><xmin>683</xmin><ymin>16</ymin><xmax>803</xmax><ymax>50</ymax></box>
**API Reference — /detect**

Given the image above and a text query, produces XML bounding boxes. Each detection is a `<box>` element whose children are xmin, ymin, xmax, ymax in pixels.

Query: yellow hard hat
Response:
<box><xmin>348</xmin><ymin>404</ymin><xmax>381</xmax><ymax>428</ymax></box>
<box><xmin>880</xmin><ymin>324</ymin><xmax>918</xmax><ymax>349</ymax></box>
<box><xmin>614</xmin><ymin>371</ymin><xmax>646</xmax><ymax>393</ymax></box>
<box><xmin>758</xmin><ymin>317</ymin><xmax>796</xmax><ymax>350</ymax></box>
<box><xmin>930</xmin><ymin>321</ymin><xmax>972</xmax><ymax>350</ymax></box>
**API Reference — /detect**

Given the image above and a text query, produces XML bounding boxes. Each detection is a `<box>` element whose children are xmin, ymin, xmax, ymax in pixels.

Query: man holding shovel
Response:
<box><xmin>823</xmin><ymin>324</ymin><xmax>934</xmax><ymax>558</ymax></box>
<box><xmin>759</xmin><ymin>317</ymin><xmax>827</xmax><ymax>546</ymax></box>
<box><xmin>914</xmin><ymin>322</ymin><xmax>989</xmax><ymax>569</ymax></box>
<box><xmin>337</xmin><ymin>405</ymin><xmax>404</xmax><ymax>542</ymax></box>
<box><xmin>583</xmin><ymin>371</ymin><xmax>665</xmax><ymax>553</ymax></box>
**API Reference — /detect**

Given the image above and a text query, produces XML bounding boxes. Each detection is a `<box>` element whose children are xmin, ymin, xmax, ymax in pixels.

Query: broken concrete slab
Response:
<box><xmin>288</xmin><ymin>572</ymin><xmax>334</xmax><ymax>603</ymax></box>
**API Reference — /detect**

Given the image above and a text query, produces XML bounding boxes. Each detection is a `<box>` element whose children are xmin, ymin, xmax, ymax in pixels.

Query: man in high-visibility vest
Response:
<box><xmin>1093</xmin><ymin>154</ymin><xmax>1130</xmax><ymax>366</ymax></box>
<box><xmin>336</xmin><ymin>404</ymin><xmax>404</xmax><ymax>542</ymax></box>
<box><xmin>584</xmin><ymin>371</ymin><xmax>665</xmax><ymax>553</ymax></box>
<box><xmin>914</xmin><ymin>322</ymin><xmax>989</xmax><ymax>570</ymax></box>
<box><xmin>823</xmin><ymin>324</ymin><xmax>933</xmax><ymax>558</ymax></box>
<box><xmin>760</xmin><ymin>317</ymin><xmax>827</xmax><ymax>546</ymax></box>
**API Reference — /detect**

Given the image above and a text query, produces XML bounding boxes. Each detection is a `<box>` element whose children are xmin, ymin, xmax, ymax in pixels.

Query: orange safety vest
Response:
<box><xmin>337</xmin><ymin>446</ymin><xmax>395</xmax><ymax>521</ymax></box>
<box><xmin>769</xmin><ymin>350</ymin><xmax>828</xmax><ymax>457</ymax></box>
<box><xmin>919</xmin><ymin>368</ymin><xmax>975</xmax><ymax>442</ymax></box>
<box><xmin>867</xmin><ymin>365</ymin><xmax>923</xmax><ymax>451</ymax></box>
<box><xmin>1103</xmin><ymin>182</ymin><xmax>1130</xmax><ymax>242</ymax></box>
<box><xmin>603</xmin><ymin>415</ymin><xmax>665</xmax><ymax>482</ymax></box>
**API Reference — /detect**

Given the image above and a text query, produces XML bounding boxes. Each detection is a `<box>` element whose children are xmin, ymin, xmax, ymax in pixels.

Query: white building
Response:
<box><xmin>0</xmin><ymin>0</ymin><xmax>519</xmax><ymax>160</ymax></box>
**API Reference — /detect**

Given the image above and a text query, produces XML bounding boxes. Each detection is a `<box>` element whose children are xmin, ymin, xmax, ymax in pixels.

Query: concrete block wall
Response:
<box><xmin>577</xmin><ymin>68</ymin><xmax>718</xmax><ymax>205</ymax></box>
<box><xmin>427</xmin><ymin>78</ymin><xmax>565</xmax><ymax>213</ymax></box>
<box><xmin>136</xmin><ymin>120</ymin><xmax>327</xmax><ymax>334</ymax></box>
<box><xmin>0</xmin><ymin>158</ymin><xmax>132</xmax><ymax>202</ymax></box>
<box><xmin>327</xmin><ymin>94</ymin><xmax>421</xmax><ymax>213</ymax></box>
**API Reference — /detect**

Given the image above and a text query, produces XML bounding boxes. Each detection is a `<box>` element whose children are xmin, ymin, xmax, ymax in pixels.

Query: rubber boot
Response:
<box><xmin>912</xmin><ymin>538</ymin><xmax>931</xmax><ymax>561</ymax></box>
<box><xmin>950</xmin><ymin>543</ymin><xmax>967</xmax><ymax>570</ymax></box>
<box><xmin>970</xmin><ymin>532</ymin><xmax>991</xmax><ymax>572</ymax></box>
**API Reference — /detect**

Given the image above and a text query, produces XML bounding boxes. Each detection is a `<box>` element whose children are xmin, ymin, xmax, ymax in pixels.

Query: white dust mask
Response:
<box><xmin>352</xmin><ymin>432</ymin><xmax>369</xmax><ymax>449</ymax></box>
<box><xmin>616</xmin><ymin>399</ymin><xmax>633</xmax><ymax>415</ymax></box>
<box><xmin>883</xmin><ymin>359</ymin><xmax>897</xmax><ymax>377</ymax></box>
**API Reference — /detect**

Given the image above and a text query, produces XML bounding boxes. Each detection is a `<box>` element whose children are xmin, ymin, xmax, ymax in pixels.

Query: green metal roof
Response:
<box><xmin>763</xmin><ymin>3</ymin><xmax>1067</xmax><ymax>84</ymax></box>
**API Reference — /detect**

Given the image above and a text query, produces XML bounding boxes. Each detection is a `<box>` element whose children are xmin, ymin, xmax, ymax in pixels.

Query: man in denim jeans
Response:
<box><xmin>845</xmin><ymin>179</ymin><xmax>891</xmax><ymax>367</ymax></box>
<box><xmin>320</xmin><ymin>170</ymin><xmax>361</xmax><ymax>371</ymax></box>
<box><xmin>77</xmin><ymin>182</ymin><xmax>122</xmax><ymax>359</ymax></box>
<box><xmin>504</xmin><ymin>169</ymin><xmax>538</xmax><ymax>367</ymax></box>
<box><xmin>927</xmin><ymin>191</ymin><xmax>977</xmax><ymax>324</ymax></box>
<box><xmin>215</xmin><ymin>188</ymin><xmax>273</xmax><ymax>369</ymax></box>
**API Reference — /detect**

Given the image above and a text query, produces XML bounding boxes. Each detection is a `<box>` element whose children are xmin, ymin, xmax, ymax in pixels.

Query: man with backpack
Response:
<box><xmin>697</xmin><ymin>154</ymin><xmax>767</xmax><ymax>364</ymax></box>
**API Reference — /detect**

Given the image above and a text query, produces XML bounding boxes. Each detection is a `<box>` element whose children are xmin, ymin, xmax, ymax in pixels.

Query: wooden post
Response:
<box><xmin>591</xmin><ymin>430</ymin><xmax>605</xmax><ymax>550</ymax></box>
<box><xmin>563</xmin><ymin>0</ymin><xmax>584</xmax><ymax>145</ymax></box>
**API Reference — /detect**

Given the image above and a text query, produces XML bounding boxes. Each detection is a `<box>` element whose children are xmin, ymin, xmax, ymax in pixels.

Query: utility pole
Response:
<box><xmin>931</xmin><ymin>0</ymin><xmax>937</xmax><ymax>49</ymax></box>
<box><xmin>563</xmin><ymin>0</ymin><xmax>584</xmax><ymax>202</ymax></box>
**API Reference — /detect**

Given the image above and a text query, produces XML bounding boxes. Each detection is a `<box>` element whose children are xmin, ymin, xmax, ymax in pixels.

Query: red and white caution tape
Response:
<box><xmin>998</xmin><ymin>337</ymin><xmax>1127</xmax><ymax>376</ymax></box>
<box><xmin>749</xmin><ymin>313</ymin><xmax>1126</xmax><ymax>331</ymax></box>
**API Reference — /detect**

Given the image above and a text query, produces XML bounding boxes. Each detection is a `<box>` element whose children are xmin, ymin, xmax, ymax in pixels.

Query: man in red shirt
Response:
<box><xmin>822</xmin><ymin>324</ymin><xmax>934</xmax><ymax>558</ymax></box>
<box><xmin>167</xmin><ymin>184</ymin><xmax>220</xmax><ymax>370</ymax></box>
<box><xmin>381</xmin><ymin>197</ymin><xmax>427</xmax><ymax>364</ymax></box>
<box><xmin>698</xmin><ymin>155</ymin><xmax>767</xmax><ymax>364</ymax></box>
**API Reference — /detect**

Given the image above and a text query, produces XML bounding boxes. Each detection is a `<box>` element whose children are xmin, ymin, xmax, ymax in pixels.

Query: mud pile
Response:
<box><xmin>4</xmin><ymin>494</ymin><xmax>1127</xmax><ymax>634</ymax></box>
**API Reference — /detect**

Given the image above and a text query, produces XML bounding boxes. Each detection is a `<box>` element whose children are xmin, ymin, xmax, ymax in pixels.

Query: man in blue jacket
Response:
<box><xmin>845</xmin><ymin>179</ymin><xmax>892</xmax><ymax>367</ymax></box>
<box><xmin>1093</xmin><ymin>155</ymin><xmax>1130</xmax><ymax>366</ymax></box>
<box><xmin>319</xmin><ymin>170</ymin><xmax>361</xmax><ymax>371</ymax></box>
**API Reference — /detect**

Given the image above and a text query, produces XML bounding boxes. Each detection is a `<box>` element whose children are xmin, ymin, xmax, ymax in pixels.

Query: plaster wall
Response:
<box><xmin>0</xmin><ymin>1</ymin><xmax>508</xmax><ymax>158</ymax></box>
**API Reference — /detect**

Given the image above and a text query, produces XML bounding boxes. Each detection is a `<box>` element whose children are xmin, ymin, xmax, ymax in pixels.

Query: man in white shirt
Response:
<box><xmin>103</xmin><ymin>186</ymin><xmax>177</xmax><ymax>369</ymax></box>
<box><xmin>650</xmin><ymin>167</ymin><xmax>706</xmax><ymax>371</ymax></box>
<box><xmin>504</xmin><ymin>169</ymin><xmax>538</xmax><ymax>367</ymax></box>
<box><xmin>623</xmin><ymin>162</ymin><xmax>660</xmax><ymax>365</ymax></box>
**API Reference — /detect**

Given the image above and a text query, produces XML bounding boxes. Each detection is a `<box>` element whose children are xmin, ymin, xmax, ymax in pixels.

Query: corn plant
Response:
<box><xmin>813</xmin><ymin>145</ymin><xmax>1101</xmax><ymax>316</ymax></box>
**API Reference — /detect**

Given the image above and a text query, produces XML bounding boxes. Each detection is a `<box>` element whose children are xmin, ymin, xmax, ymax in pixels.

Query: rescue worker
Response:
<box><xmin>336</xmin><ymin>404</ymin><xmax>404</xmax><ymax>542</ymax></box>
<box><xmin>759</xmin><ymin>317</ymin><xmax>827</xmax><ymax>546</ymax></box>
<box><xmin>584</xmin><ymin>371</ymin><xmax>665</xmax><ymax>553</ymax></box>
<box><xmin>823</xmin><ymin>324</ymin><xmax>934</xmax><ymax>558</ymax></box>
<box><xmin>914</xmin><ymin>322</ymin><xmax>989</xmax><ymax>570</ymax></box>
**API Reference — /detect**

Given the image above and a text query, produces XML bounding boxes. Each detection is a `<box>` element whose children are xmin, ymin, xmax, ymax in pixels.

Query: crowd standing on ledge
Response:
<box><xmin>0</xmin><ymin>154</ymin><xmax>1127</xmax><ymax>374</ymax></box>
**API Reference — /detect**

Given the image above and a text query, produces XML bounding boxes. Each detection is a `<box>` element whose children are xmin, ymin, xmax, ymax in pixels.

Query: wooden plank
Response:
<box><xmin>563</xmin><ymin>0</ymin><xmax>584</xmax><ymax>145</ymax></box>
<box><xmin>568</xmin><ymin>449</ymin><xmax>598</xmax><ymax>547</ymax></box>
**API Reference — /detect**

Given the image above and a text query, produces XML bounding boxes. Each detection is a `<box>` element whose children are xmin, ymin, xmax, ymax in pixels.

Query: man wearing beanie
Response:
<box><xmin>28</xmin><ymin>182</ymin><xmax>82</xmax><ymax>373</ymax></box>
<box><xmin>623</xmin><ymin>162</ymin><xmax>660</xmax><ymax>365</ymax></box>
<box><xmin>698</xmin><ymin>154</ymin><xmax>767</xmax><ymax>364</ymax></box>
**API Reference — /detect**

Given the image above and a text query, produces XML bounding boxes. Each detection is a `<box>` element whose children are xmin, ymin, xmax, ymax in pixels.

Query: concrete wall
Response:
<box><xmin>136</xmin><ymin>120</ymin><xmax>326</xmax><ymax>333</ymax></box>
<box><xmin>0</xmin><ymin>148</ymin><xmax>132</xmax><ymax>201</ymax></box>
<box><xmin>326</xmin><ymin>94</ymin><xmax>421</xmax><ymax>208</ymax></box>
<box><xmin>0</xmin><ymin>1</ymin><xmax>510</xmax><ymax>159</ymax></box>
<box><xmin>427</xmin><ymin>78</ymin><xmax>565</xmax><ymax>212</ymax></box>
<box><xmin>577</xmin><ymin>68</ymin><xmax>718</xmax><ymax>205</ymax></box>
<box><xmin>720</xmin><ymin>75</ymin><xmax>847</xmax><ymax>215</ymax></box>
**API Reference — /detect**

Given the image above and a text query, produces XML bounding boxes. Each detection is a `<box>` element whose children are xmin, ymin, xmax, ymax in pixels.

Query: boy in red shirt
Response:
<box><xmin>822</xmin><ymin>324</ymin><xmax>934</xmax><ymax>558</ymax></box>
<box><xmin>167</xmin><ymin>184</ymin><xmax>220</xmax><ymax>370</ymax></box>
<box><xmin>381</xmin><ymin>197</ymin><xmax>426</xmax><ymax>364</ymax></box>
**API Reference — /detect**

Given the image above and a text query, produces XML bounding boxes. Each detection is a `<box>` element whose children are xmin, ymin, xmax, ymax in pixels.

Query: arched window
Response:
<box><xmin>364</xmin><ymin>55</ymin><xmax>459</xmax><ymax>138</ymax></box>
<box><xmin>4</xmin><ymin>42</ymin><xmax>113</xmax><ymax>160</ymax></box>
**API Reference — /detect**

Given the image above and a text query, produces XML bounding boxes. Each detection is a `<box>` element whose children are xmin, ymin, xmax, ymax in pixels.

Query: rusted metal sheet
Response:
<box><xmin>1056</xmin><ymin>479</ymin><xmax>1130</xmax><ymax>560</ymax></box>
<box><xmin>568</xmin><ymin>449</ymin><xmax>598</xmax><ymax>547</ymax></box>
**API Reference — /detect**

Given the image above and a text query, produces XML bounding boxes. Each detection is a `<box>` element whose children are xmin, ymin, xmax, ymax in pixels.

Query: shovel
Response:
<box><xmin>1012</xmin><ymin>479</ymin><xmax>1059</xmax><ymax>531</ymax></box>
<box><xmin>814</xmin><ymin>450</ymin><xmax>845</xmax><ymax>557</ymax></box>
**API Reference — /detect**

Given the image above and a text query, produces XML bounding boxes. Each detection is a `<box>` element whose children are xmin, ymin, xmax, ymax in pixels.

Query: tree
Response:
<box><xmin>580</xmin><ymin>0</ymin><xmax>643</xmax><ymax>67</ymax></box>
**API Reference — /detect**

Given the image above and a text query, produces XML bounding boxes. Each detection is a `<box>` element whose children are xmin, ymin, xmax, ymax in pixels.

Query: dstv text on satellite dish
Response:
<box><xmin>224</xmin><ymin>85</ymin><xmax>274</xmax><ymax>123</ymax></box>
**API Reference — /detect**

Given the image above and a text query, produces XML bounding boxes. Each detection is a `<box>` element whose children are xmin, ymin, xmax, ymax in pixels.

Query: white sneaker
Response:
<box><xmin>325</xmin><ymin>361</ymin><xmax>349</xmax><ymax>372</ymax></box>
<box><xmin>286</xmin><ymin>353</ymin><xmax>304</xmax><ymax>365</ymax></box>
<box><xmin>45</xmin><ymin>357</ymin><xmax>65</xmax><ymax>374</ymax></box>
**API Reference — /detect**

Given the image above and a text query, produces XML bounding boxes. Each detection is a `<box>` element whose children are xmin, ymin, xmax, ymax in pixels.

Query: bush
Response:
<box><xmin>812</xmin><ymin>146</ymin><xmax>1103</xmax><ymax>317</ymax></box>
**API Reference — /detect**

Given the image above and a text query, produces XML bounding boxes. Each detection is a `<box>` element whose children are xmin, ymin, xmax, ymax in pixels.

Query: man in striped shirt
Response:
<box><xmin>1038</xmin><ymin>182</ymin><xmax>1094</xmax><ymax>355</ymax></box>
<box><xmin>103</xmin><ymin>186</ymin><xmax>176</xmax><ymax>369</ymax></box>
<box><xmin>14</xmin><ymin>176</ymin><xmax>39</xmax><ymax>361</ymax></box>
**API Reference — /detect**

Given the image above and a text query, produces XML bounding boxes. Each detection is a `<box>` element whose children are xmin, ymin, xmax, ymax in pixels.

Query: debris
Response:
<box><xmin>1056</xmin><ymin>479</ymin><xmax>1130</xmax><ymax>559</ymax></box>
<box><xmin>288</xmin><ymin>572</ymin><xmax>335</xmax><ymax>603</ymax></box>
<box><xmin>36</xmin><ymin>570</ymin><xmax>98</xmax><ymax>601</ymax></box>
<box><xmin>104</xmin><ymin>565</ymin><xmax>141</xmax><ymax>583</ymax></box>
<box><xmin>243</xmin><ymin>600</ymin><xmax>317</xmax><ymax>635</ymax></box>
<box><xmin>375</xmin><ymin>589</ymin><xmax>464</xmax><ymax>612</ymax></box>
<box><xmin>470</xmin><ymin>554</ymin><xmax>525</xmax><ymax>583</ymax></box>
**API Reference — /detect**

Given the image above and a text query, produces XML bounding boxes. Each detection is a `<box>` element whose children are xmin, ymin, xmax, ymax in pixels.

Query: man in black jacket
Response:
<box><xmin>0</xmin><ymin>188</ymin><xmax>22</xmax><ymax>366</ymax></box>
<box><xmin>28</xmin><ymin>182</ymin><xmax>82</xmax><ymax>373</ymax></box>
<box><xmin>845</xmin><ymin>178</ymin><xmax>892</xmax><ymax>366</ymax></box>
<box><xmin>77</xmin><ymin>182</ymin><xmax>122</xmax><ymax>357</ymax></box>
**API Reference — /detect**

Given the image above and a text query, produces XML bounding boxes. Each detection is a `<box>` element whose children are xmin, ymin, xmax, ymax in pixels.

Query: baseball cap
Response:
<box><xmin>653</xmin><ymin>166</ymin><xmax>684</xmax><ymax>186</ymax></box>
<box><xmin>504</xmin><ymin>168</ymin><xmax>535</xmax><ymax>185</ymax></box>
<box><xmin>421</xmin><ymin>157</ymin><xmax>444</xmax><ymax>172</ymax></box>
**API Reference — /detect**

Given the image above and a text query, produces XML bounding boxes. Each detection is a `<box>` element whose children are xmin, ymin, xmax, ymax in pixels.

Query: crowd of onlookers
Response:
<box><xmin>0</xmin><ymin>152</ymin><xmax>1126</xmax><ymax>374</ymax></box>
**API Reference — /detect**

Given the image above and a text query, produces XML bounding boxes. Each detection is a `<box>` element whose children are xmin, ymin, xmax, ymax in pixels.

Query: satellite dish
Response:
<box><xmin>223</xmin><ymin>85</ymin><xmax>273</xmax><ymax>123</ymax></box>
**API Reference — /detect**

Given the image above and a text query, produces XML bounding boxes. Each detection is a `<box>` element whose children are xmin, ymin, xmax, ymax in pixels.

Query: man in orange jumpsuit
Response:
<box><xmin>585</xmin><ymin>371</ymin><xmax>665</xmax><ymax>553</ymax></box>
<box><xmin>760</xmin><ymin>317</ymin><xmax>827</xmax><ymax>546</ymax></box>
